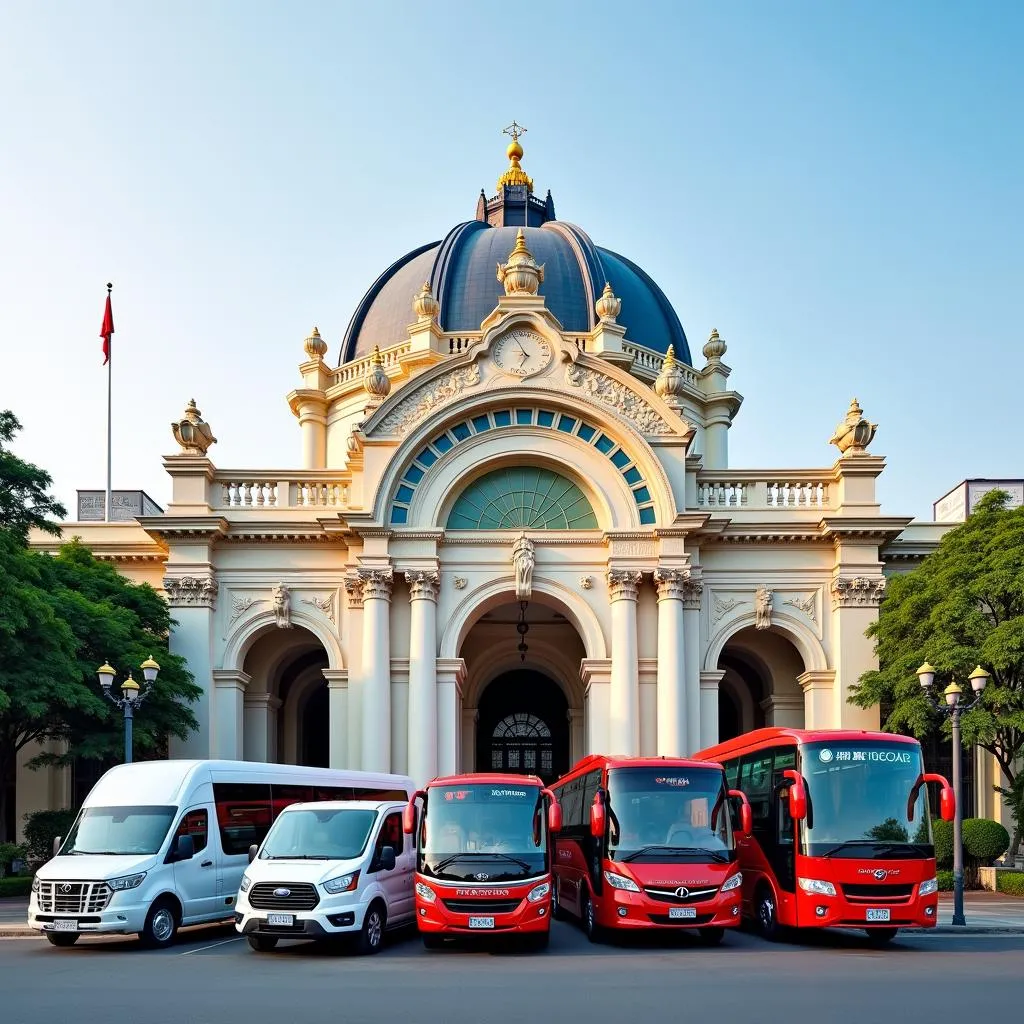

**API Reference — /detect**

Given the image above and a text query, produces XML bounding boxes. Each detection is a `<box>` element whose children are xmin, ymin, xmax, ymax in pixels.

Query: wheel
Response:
<box><xmin>581</xmin><ymin>889</ymin><xmax>602</xmax><ymax>944</ymax></box>
<box><xmin>865</xmin><ymin>927</ymin><xmax>898</xmax><ymax>947</ymax></box>
<box><xmin>46</xmin><ymin>932</ymin><xmax>79</xmax><ymax>947</ymax></box>
<box><xmin>699</xmin><ymin>926</ymin><xmax>725</xmax><ymax>946</ymax></box>
<box><xmin>422</xmin><ymin>932</ymin><xmax>445</xmax><ymax>950</ymax></box>
<box><xmin>246</xmin><ymin>934</ymin><xmax>279</xmax><ymax>952</ymax></box>
<box><xmin>356</xmin><ymin>902</ymin><xmax>386</xmax><ymax>955</ymax></box>
<box><xmin>551</xmin><ymin>882</ymin><xmax>568</xmax><ymax>922</ymax></box>
<box><xmin>754</xmin><ymin>885</ymin><xmax>780</xmax><ymax>942</ymax></box>
<box><xmin>139</xmin><ymin>898</ymin><xmax>179</xmax><ymax>949</ymax></box>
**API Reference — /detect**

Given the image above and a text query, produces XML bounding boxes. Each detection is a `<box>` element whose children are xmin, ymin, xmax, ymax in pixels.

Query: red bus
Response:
<box><xmin>403</xmin><ymin>773</ymin><xmax>562</xmax><ymax>950</ymax></box>
<box><xmin>696</xmin><ymin>728</ymin><xmax>955</xmax><ymax>945</ymax></box>
<box><xmin>549</xmin><ymin>755</ymin><xmax>752</xmax><ymax>945</ymax></box>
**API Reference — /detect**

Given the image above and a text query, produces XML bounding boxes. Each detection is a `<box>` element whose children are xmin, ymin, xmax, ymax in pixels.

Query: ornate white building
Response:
<box><xmin>22</xmin><ymin>137</ymin><xmax>976</xmax><ymax>832</ymax></box>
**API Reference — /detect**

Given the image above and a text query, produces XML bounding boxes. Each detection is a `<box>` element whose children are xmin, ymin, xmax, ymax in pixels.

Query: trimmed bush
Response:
<box><xmin>0</xmin><ymin>843</ymin><xmax>27</xmax><ymax>876</ymax></box>
<box><xmin>936</xmin><ymin>869</ymin><xmax>954</xmax><ymax>891</ymax></box>
<box><xmin>0</xmin><ymin>876</ymin><xmax>33</xmax><ymax>898</ymax></box>
<box><xmin>22</xmin><ymin>809</ymin><xmax>77</xmax><ymax>864</ymax></box>
<box><xmin>933</xmin><ymin>819</ymin><xmax>953</xmax><ymax>869</ymax></box>
<box><xmin>963</xmin><ymin>818</ymin><xmax>1011</xmax><ymax>862</ymax></box>
<box><xmin>996</xmin><ymin>871</ymin><xmax>1024</xmax><ymax>897</ymax></box>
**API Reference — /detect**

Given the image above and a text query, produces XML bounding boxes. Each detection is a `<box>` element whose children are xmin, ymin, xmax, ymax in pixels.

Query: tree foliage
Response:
<box><xmin>0</xmin><ymin>412</ymin><xmax>66</xmax><ymax>541</ymax></box>
<box><xmin>850</xmin><ymin>489</ymin><xmax>1024</xmax><ymax>819</ymax></box>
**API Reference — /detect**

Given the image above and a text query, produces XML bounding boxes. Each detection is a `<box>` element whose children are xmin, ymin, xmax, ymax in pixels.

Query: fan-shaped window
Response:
<box><xmin>491</xmin><ymin>713</ymin><xmax>553</xmax><ymax>775</ymax></box>
<box><xmin>447</xmin><ymin>467</ymin><xmax>598</xmax><ymax>530</ymax></box>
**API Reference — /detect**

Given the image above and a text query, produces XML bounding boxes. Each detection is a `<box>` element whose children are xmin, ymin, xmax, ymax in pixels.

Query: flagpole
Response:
<box><xmin>105</xmin><ymin>282</ymin><xmax>113</xmax><ymax>522</ymax></box>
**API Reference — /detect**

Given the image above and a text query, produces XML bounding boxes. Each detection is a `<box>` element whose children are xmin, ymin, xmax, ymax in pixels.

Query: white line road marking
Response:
<box><xmin>179</xmin><ymin>936</ymin><xmax>243</xmax><ymax>956</ymax></box>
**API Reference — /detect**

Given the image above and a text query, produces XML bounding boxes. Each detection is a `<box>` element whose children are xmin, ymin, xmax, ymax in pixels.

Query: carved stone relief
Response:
<box><xmin>783</xmin><ymin>593</ymin><xmax>817</xmax><ymax>625</ymax></box>
<box><xmin>712</xmin><ymin>593</ymin><xmax>743</xmax><ymax>624</ymax></box>
<box><xmin>164</xmin><ymin>575</ymin><xmax>217</xmax><ymax>609</ymax></box>
<box><xmin>831</xmin><ymin>576</ymin><xmax>886</xmax><ymax>609</ymax></box>
<box><xmin>302</xmin><ymin>593</ymin><xmax>336</xmax><ymax>623</ymax></box>
<box><xmin>754</xmin><ymin>585</ymin><xmax>773</xmax><ymax>630</ymax></box>
<box><xmin>272</xmin><ymin>583</ymin><xmax>292</xmax><ymax>628</ymax></box>
<box><xmin>375</xmin><ymin>364</ymin><xmax>482</xmax><ymax>435</ymax></box>
<box><xmin>565</xmin><ymin>363</ymin><xmax>672</xmax><ymax>436</ymax></box>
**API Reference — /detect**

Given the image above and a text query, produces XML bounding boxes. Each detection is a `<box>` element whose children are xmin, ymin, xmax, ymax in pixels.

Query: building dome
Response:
<box><xmin>339</xmin><ymin>141</ymin><xmax>691</xmax><ymax>365</ymax></box>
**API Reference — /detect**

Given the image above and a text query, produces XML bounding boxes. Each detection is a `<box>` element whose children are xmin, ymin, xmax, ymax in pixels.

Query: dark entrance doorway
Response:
<box><xmin>477</xmin><ymin>670</ymin><xmax>569</xmax><ymax>784</ymax></box>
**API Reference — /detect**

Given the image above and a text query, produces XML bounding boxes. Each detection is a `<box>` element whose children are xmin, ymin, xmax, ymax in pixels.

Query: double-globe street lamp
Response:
<box><xmin>96</xmin><ymin>656</ymin><xmax>160</xmax><ymax>763</ymax></box>
<box><xmin>917</xmin><ymin>661</ymin><xmax>990</xmax><ymax>927</ymax></box>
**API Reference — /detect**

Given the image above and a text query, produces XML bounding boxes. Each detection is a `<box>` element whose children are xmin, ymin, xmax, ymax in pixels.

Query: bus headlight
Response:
<box><xmin>527</xmin><ymin>882</ymin><xmax>551</xmax><ymax>903</ymax></box>
<box><xmin>108</xmin><ymin>872</ymin><xmax>147</xmax><ymax>891</ymax></box>
<box><xmin>798</xmin><ymin>877</ymin><xmax>836</xmax><ymax>897</ymax></box>
<box><xmin>415</xmin><ymin>882</ymin><xmax>437</xmax><ymax>903</ymax></box>
<box><xmin>323</xmin><ymin>871</ymin><xmax>359</xmax><ymax>894</ymax></box>
<box><xmin>720</xmin><ymin>872</ymin><xmax>743</xmax><ymax>892</ymax></box>
<box><xmin>919</xmin><ymin>878</ymin><xmax>939</xmax><ymax>896</ymax></box>
<box><xmin>603</xmin><ymin>871</ymin><xmax>641</xmax><ymax>892</ymax></box>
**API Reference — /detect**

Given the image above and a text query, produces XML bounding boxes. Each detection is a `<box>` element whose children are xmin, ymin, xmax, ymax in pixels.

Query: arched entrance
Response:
<box><xmin>477</xmin><ymin>670</ymin><xmax>569</xmax><ymax>782</ymax></box>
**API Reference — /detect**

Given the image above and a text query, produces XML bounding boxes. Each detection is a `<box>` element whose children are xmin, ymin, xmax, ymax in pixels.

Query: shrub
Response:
<box><xmin>996</xmin><ymin>871</ymin><xmax>1024</xmax><ymax>897</ymax></box>
<box><xmin>963</xmin><ymin>818</ymin><xmax>1011</xmax><ymax>862</ymax></box>
<box><xmin>933</xmin><ymin>819</ymin><xmax>953</xmax><ymax>868</ymax></box>
<box><xmin>0</xmin><ymin>876</ymin><xmax>33</xmax><ymax>898</ymax></box>
<box><xmin>22</xmin><ymin>809</ymin><xmax>77</xmax><ymax>864</ymax></box>
<box><xmin>0</xmin><ymin>842</ymin><xmax>27</xmax><ymax>876</ymax></box>
<box><xmin>936</xmin><ymin>870</ymin><xmax>954</xmax><ymax>891</ymax></box>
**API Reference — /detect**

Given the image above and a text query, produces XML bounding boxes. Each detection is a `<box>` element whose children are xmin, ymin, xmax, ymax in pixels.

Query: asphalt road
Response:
<box><xmin>1</xmin><ymin>921</ymin><xmax>1021</xmax><ymax>1024</ymax></box>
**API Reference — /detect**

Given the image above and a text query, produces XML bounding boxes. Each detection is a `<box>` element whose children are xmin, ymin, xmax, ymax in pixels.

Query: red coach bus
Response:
<box><xmin>696</xmin><ymin>729</ymin><xmax>954</xmax><ymax>945</ymax></box>
<box><xmin>403</xmin><ymin>774</ymin><xmax>561</xmax><ymax>950</ymax></box>
<box><xmin>549</xmin><ymin>755</ymin><xmax>752</xmax><ymax>945</ymax></box>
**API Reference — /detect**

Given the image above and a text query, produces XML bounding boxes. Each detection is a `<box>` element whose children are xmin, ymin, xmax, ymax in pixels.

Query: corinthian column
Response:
<box><xmin>654</xmin><ymin>568</ymin><xmax>687</xmax><ymax>756</ymax></box>
<box><xmin>406</xmin><ymin>570</ymin><xmax>440</xmax><ymax>786</ymax></box>
<box><xmin>683</xmin><ymin>577</ymin><xmax>704</xmax><ymax>754</ymax></box>
<box><xmin>607</xmin><ymin>570</ymin><xmax>642</xmax><ymax>755</ymax></box>
<box><xmin>360</xmin><ymin>568</ymin><xmax>393</xmax><ymax>772</ymax></box>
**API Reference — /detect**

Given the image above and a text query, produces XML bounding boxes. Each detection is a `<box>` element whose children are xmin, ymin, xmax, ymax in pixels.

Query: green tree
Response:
<box><xmin>0</xmin><ymin>411</ymin><xmax>66</xmax><ymax>541</ymax></box>
<box><xmin>850</xmin><ymin>489</ymin><xmax>1024</xmax><ymax>854</ymax></box>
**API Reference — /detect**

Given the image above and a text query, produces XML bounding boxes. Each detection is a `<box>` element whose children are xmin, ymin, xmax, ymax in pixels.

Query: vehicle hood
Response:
<box><xmin>244</xmin><ymin>857</ymin><xmax>361</xmax><ymax>885</ymax></box>
<box><xmin>610</xmin><ymin>860</ymin><xmax>735</xmax><ymax>889</ymax></box>
<box><xmin>37</xmin><ymin>854</ymin><xmax>158</xmax><ymax>881</ymax></box>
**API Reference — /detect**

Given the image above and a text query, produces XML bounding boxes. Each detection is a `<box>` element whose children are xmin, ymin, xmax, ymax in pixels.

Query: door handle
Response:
<box><xmin>200</xmin><ymin>860</ymin><xmax>213</xmax><ymax>867</ymax></box>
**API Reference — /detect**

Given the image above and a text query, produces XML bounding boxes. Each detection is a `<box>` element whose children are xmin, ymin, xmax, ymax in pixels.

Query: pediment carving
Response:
<box><xmin>371</xmin><ymin>362</ymin><xmax>482</xmax><ymax>436</ymax></box>
<box><xmin>564</xmin><ymin>362</ymin><xmax>674</xmax><ymax>436</ymax></box>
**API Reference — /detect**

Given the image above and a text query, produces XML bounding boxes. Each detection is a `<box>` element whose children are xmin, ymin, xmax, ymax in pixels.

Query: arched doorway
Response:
<box><xmin>477</xmin><ymin>670</ymin><xmax>569</xmax><ymax>783</ymax></box>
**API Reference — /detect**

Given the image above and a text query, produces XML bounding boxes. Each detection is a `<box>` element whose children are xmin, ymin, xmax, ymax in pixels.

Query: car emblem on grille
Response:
<box><xmin>675</xmin><ymin>886</ymin><xmax>690</xmax><ymax>899</ymax></box>
<box><xmin>273</xmin><ymin>888</ymin><xmax>291</xmax><ymax>898</ymax></box>
<box><xmin>473</xmin><ymin>873</ymin><xmax>490</xmax><ymax>881</ymax></box>
<box><xmin>61</xmin><ymin>883</ymin><xmax>72</xmax><ymax>894</ymax></box>
<box><xmin>873</xmin><ymin>869</ymin><xmax>887</xmax><ymax>881</ymax></box>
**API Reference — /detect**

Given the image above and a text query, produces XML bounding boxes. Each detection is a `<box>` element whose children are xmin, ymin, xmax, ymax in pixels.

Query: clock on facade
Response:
<box><xmin>492</xmin><ymin>328</ymin><xmax>553</xmax><ymax>378</ymax></box>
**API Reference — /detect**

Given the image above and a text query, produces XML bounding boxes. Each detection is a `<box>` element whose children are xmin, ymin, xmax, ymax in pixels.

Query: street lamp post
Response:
<box><xmin>97</xmin><ymin>656</ymin><xmax>160</xmax><ymax>763</ymax></box>
<box><xmin>917</xmin><ymin>661</ymin><xmax>990</xmax><ymax>927</ymax></box>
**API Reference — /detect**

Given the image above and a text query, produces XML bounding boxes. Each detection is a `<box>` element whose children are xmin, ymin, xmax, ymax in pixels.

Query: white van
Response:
<box><xmin>235</xmin><ymin>799</ymin><xmax>414</xmax><ymax>954</ymax></box>
<box><xmin>28</xmin><ymin>760</ymin><xmax>414</xmax><ymax>948</ymax></box>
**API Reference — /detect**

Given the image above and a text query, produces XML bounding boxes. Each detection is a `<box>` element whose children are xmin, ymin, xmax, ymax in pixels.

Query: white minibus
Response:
<box><xmin>28</xmin><ymin>760</ymin><xmax>414</xmax><ymax>948</ymax></box>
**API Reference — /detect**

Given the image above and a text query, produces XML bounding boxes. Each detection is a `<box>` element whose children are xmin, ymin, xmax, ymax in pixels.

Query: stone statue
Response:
<box><xmin>272</xmin><ymin>583</ymin><xmax>292</xmax><ymax>629</ymax></box>
<box><xmin>512</xmin><ymin>532</ymin><xmax>535</xmax><ymax>601</ymax></box>
<box><xmin>754</xmin><ymin>584</ymin><xmax>773</xmax><ymax>630</ymax></box>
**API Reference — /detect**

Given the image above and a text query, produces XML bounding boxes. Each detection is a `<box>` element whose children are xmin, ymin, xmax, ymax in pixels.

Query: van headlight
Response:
<box><xmin>720</xmin><ymin>872</ymin><xmax>743</xmax><ymax>892</ymax></box>
<box><xmin>919</xmin><ymin>877</ymin><xmax>938</xmax><ymax>896</ymax></box>
<box><xmin>108</xmin><ymin>872</ymin><xmax>147</xmax><ymax>892</ymax></box>
<box><xmin>239</xmin><ymin>876</ymin><xmax>252</xmax><ymax>892</ymax></box>
<box><xmin>415</xmin><ymin>882</ymin><xmax>436</xmax><ymax>903</ymax></box>
<box><xmin>322</xmin><ymin>871</ymin><xmax>359</xmax><ymax>894</ymax></box>
<box><xmin>527</xmin><ymin>882</ymin><xmax>551</xmax><ymax>903</ymax></box>
<box><xmin>603</xmin><ymin>870</ymin><xmax>640</xmax><ymax>892</ymax></box>
<box><xmin>798</xmin><ymin>877</ymin><xmax>836</xmax><ymax>897</ymax></box>
<box><xmin>31</xmin><ymin>876</ymin><xmax>40</xmax><ymax>893</ymax></box>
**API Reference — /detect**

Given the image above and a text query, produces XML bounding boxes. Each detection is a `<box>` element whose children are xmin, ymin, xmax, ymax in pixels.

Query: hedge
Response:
<box><xmin>934</xmin><ymin>820</ymin><xmax>953</xmax><ymax>868</ymax></box>
<box><xmin>963</xmin><ymin>819</ymin><xmax>1010</xmax><ymax>862</ymax></box>
<box><xmin>936</xmin><ymin>869</ymin><xmax>954</xmax><ymax>891</ymax></box>
<box><xmin>22</xmin><ymin>809</ymin><xmax>77</xmax><ymax>864</ymax></box>
<box><xmin>996</xmin><ymin>871</ymin><xmax>1024</xmax><ymax>897</ymax></box>
<box><xmin>0</xmin><ymin>876</ymin><xmax>33</xmax><ymax>898</ymax></box>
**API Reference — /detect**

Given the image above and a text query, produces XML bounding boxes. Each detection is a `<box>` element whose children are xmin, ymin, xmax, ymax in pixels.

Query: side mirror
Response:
<box><xmin>728</xmin><ymin>789</ymin><xmax>752</xmax><ymax>836</ymax></box>
<box><xmin>52</xmin><ymin>836</ymin><xmax>63</xmax><ymax>859</ymax></box>
<box><xmin>590</xmin><ymin>793</ymin><xmax>606</xmax><ymax>840</ymax></box>
<box><xmin>248</xmin><ymin>843</ymin><xmax>259</xmax><ymax>864</ymax></box>
<box><xmin>783</xmin><ymin>769</ymin><xmax>807</xmax><ymax>821</ymax></box>
<box><xmin>543</xmin><ymin>789</ymin><xmax>562</xmax><ymax>835</ymax></box>
<box><xmin>403</xmin><ymin>803</ymin><xmax>416</xmax><ymax>835</ymax></box>
<box><xmin>919</xmin><ymin>773</ymin><xmax>955</xmax><ymax>823</ymax></box>
<box><xmin>175</xmin><ymin>834</ymin><xmax>195</xmax><ymax>861</ymax></box>
<box><xmin>940</xmin><ymin>787</ymin><xmax>955</xmax><ymax>823</ymax></box>
<box><xmin>379</xmin><ymin>846</ymin><xmax>397</xmax><ymax>872</ymax></box>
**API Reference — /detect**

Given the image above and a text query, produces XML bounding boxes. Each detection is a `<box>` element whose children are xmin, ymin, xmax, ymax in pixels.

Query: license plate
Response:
<box><xmin>866</xmin><ymin>908</ymin><xmax>890</xmax><ymax>922</ymax></box>
<box><xmin>51</xmin><ymin>919</ymin><xmax>78</xmax><ymax>932</ymax></box>
<box><xmin>468</xmin><ymin>916</ymin><xmax>495</xmax><ymax>929</ymax></box>
<box><xmin>267</xmin><ymin>913</ymin><xmax>294</xmax><ymax>927</ymax></box>
<box><xmin>669</xmin><ymin>907</ymin><xmax>697</xmax><ymax>920</ymax></box>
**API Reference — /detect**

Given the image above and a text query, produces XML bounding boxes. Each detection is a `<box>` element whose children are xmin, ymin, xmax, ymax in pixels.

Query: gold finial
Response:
<box><xmin>703</xmin><ymin>327</ymin><xmax>727</xmax><ymax>362</ymax></box>
<box><xmin>413</xmin><ymin>281</ymin><xmax>440</xmax><ymax>321</ymax></box>
<box><xmin>171</xmin><ymin>398</ymin><xmax>216</xmax><ymax>455</ymax></box>
<box><xmin>303</xmin><ymin>325</ymin><xmax>327</xmax><ymax>360</ymax></box>
<box><xmin>595</xmin><ymin>281</ymin><xmax>621</xmax><ymax>321</ymax></box>
<box><xmin>663</xmin><ymin>344</ymin><xmax>677</xmax><ymax>369</ymax></box>
<box><xmin>497</xmin><ymin>229</ymin><xmax>545</xmax><ymax>295</ymax></box>
<box><xmin>829</xmin><ymin>396</ymin><xmax>877</xmax><ymax>457</ymax></box>
<box><xmin>498</xmin><ymin>122</ymin><xmax>533</xmax><ymax>192</ymax></box>
<box><xmin>364</xmin><ymin>346</ymin><xmax>391</xmax><ymax>400</ymax></box>
<box><xmin>655</xmin><ymin>344</ymin><xmax>685</xmax><ymax>402</ymax></box>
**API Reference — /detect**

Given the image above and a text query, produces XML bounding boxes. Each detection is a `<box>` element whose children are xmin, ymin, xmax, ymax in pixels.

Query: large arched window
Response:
<box><xmin>446</xmin><ymin>466</ymin><xmax>598</xmax><ymax>529</ymax></box>
<box><xmin>491</xmin><ymin>712</ymin><xmax>553</xmax><ymax>776</ymax></box>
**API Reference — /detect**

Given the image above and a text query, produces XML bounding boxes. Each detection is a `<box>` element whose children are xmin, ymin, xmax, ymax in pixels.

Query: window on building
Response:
<box><xmin>446</xmin><ymin>467</ymin><xmax>598</xmax><ymax>529</ymax></box>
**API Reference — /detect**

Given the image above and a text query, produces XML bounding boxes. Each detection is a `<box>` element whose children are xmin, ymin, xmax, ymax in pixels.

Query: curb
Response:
<box><xmin>928</xmin><ymin>926</ymin><xmax>1024</xmax><ymax>935</ymax></box>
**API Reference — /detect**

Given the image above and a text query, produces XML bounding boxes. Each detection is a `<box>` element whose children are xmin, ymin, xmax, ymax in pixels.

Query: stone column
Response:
<box><xmin>830</xmin><ymin>576</ymin><xmax>885</xmax><ymax>729</ymax></box>
<box><xmin>699</xmin><ymin>669</ymin><xmax>725</xmax><ymax>749</ymax></box>
<box><xmin>165</xmin><ymin>575</ymin><xmax>218</xmax><ymax>757</ymax></box>
<box><xmin>212</xmin><ymin>669</ymin><xmax>249</xmax><ymax>760</ymax></box>
<box><xmin>798</xmin><ymin>670</ymin><xmax>836</xmax><ymax>730</ymax></box>
<box><xmin>568</xmin><ymin>708</ymin><xmax>585</xmax><ymax>766</ymax></box>
<box><xmin>360</xmin><ymin>568</ymin><xmax>394</xmax><ymax>772</ymax></box>
<box><xmin>654</xmin><ymin>569</ymin><xmax>687</xmax><ymax>757</ymax></box>
<box><xmin>295</xmin><ymin>395</ymin><xmax>328</xmax><ymax>470</ymax></box>
<box><xmin>435</xmin><ymin>659</ymin><xmax>466</xmax><ymax>777</ymax></box>
<box><xmin>461</xmin><ymin>707</ymin><xmax>478</xmax><ymax>773</ymax></box>
<box><xmin>683</xmin><ymin>578</ymin><xmax>704</xmax><ymax>754</ymax></box>
<box><xmin>242</xmin><ymin>692</ymin><xmax>273</xmax><ymax>762</ymax></box>
<box><xmin>581</xmin><ymin>659</ymin><xmax>612</xmax><ymax>755</ymax></box>
<box><xmin>406</xmin><ymin>571</ymin><xmax>440</xmax><ymax>786</ymax></box>
<box><xmin>607</xmin><ymin>571</ymin><xmax>642</xmax><ymax>755</ymax></box>
<box><xmin>760</xmin><ymin>693</ymin><xmax>805</xmax><ymax>728</ymax></box>
<box><xmin>344</xmin><ymin>576</ymin><xmax>365</xmax><ymax>769</ymax></box>
<box><xmin>323</xmin><ymin>669</ymin><xmax>349</xmax><ymax>768</ymax></box>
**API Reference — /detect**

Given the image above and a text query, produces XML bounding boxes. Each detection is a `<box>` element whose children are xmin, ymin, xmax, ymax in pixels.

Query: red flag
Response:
<box><xmin>100</xmin><ymin>284</ymin><xmax>114</xmax><ymax>365</ymax></box>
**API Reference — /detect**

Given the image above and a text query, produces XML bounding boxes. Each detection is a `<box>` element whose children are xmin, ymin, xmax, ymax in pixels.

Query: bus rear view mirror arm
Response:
<box><xmin>782</xmin><ymin>769</ymin><xmax>807</xmax><ymax>820</ymax></box>
<box><xmin>542</xmin><ymin>789</ymin><xmax>562</xmax><ymax>833</ymax></box>
<box><xmin>908</xmin><ymin>773</ymin><xmax>955</xmax><ymax>823</ymax></box>
<box><xmin>590</xmin><ymin>791</ymin><xmax>606</xmax><ymax>840</ymax></box>
<box><xmin>728</xmin><ymin>790</ymin><xmax>752</xmax><ymax>836</ymax></box>
<box><xmin>403</xmin><ymin>791</ymin><xmax>426</xmax><ymax>835</ymax></box>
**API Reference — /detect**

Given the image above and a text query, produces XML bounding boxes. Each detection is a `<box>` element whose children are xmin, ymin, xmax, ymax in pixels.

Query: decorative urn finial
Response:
<box><xmin>171</xmin><ymin>399</ymin><xmax>217</xmax><ymax>455</ymax></box>
<box><xmin>654</xmin><ymin>345</ymin><xmax>685</xmax><ymax>401</ymax></box>
<box><xmin>303</xmin><ymin>325</ymin><xmax>327</xmax><ymax>360</ymax></box>
<box><xmin>595</xmin><ymin>281</ymin><xmax>621</xmax><ymax>321</ymax></box>
<box><xmin>412</xmin><ymin>281</ymin><xmax>440</xmax><ymax>321</ymax></box>
<box><xmin>703</xmin><ymin>327</ymin><xmax>727</xmax><ymax>362</ymax></box>
<box><xmin>364</xmin><ymin>346</ymin><xmax>391</xmax><ymax>400</ymax></box>
<box><xmin>829</xmin><ymin>397</ymin><xmax>878</xmax><ymax>456</ymax></box>
<box><xmin>496</xmin><ymin>228</ymin><xmax>545</xmax><ymax>296</ymax></box>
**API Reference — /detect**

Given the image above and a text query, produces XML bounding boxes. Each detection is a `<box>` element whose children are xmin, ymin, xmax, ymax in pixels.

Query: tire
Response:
<box><xmin>865</xmin><ymin>927</ymin><xmax>898</xmax><ymax>947</ymax></box>
<box><xmin>699</xmin><ymin>926</ymin><xmax>725</xmax><ymax>946</ymax></box>
<box><xmin>139</xmin><ymin>898</ymin><xmax>179</xmax><ymax>949</ymax></box>
<box><xmin>754</xmin><ymin>885</ymin><xmax>780</xmax><ymax>942</ymax></box>
<box><xmin>581</xmin><ymin>889</ymin><xmax>602</xmax><ymax>944</ymax></box>
<box><xmin>356</xmin><ymin>902</ymin><xmax>386</xmax><ymax>955</ymax></box>
<box><xmin>46</xmin><ymin>932</ymin><xmax>79</xmax><ymax>947</ymax></box>
<box><xmin>422</xmin><ymin>933</ymin><xmax>445</xmax><ymax>950</ymax></box>
<box><xmin>551</xmin><ymin>882</ymin><xmax>568</xmax><ymax>922</ymax></box>
<box><xmin>246</xmin><ymin>934</ymin><xmax>279</xmax><ymax>952</ymax></box>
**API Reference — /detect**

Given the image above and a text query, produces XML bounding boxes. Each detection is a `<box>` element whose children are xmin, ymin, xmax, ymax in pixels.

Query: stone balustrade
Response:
<box><xmin>215</xmin><ymin>475</ymin><xmax>350</xmax><ymax>509</ymax></box>
<box><xmin>695</xmin><ymin>471</ymin><xmax>836</xmax><ymax>510</ymax></box>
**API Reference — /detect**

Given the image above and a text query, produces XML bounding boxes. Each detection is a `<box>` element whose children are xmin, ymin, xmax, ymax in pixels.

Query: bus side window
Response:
<box><xmin>740</xmin><ymin>753</ymin><xmax>773</xmax><ymax>836</ymax></box>
<box><xmin>772</xmin><ymin>750</ymin><xmax>797</xmax><ymax>845</ymax></box>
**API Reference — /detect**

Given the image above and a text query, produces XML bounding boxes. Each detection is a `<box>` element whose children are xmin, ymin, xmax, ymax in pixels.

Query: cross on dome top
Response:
<box><xmin>498</xmin><ymin>121</ymin><xmax>533</xmax><ymax>193</ymax></box>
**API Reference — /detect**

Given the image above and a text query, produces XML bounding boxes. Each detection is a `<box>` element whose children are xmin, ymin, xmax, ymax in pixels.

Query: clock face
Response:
<box><xmin>492</xmin><ymin>329</ymin><xmax>553</xmax><ymax>378</ymax></box>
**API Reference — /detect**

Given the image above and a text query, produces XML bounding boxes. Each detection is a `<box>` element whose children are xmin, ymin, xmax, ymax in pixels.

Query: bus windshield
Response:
<box><xmin>606</xmin><ymin>767</ymin><xmax>734</xmax><ymax>863</ymax></box>
<box><xmin>800</xmin><ymin>740</ymin><xmax>933</xmax><ymax>858</ymax></box>
<box><xmin>259</xmin><ymin>808</ymin><xmax>377</xmax><ymax>861</ymax></box>
<box><xmin>418</xmin><ymin>783</ymin><xmax>548</xmax><ymax>883</ymax></box>
<box><xmin>60</xmin><ymin>805</ymin><xmax>177</xmax><ymax>856</ymax></box>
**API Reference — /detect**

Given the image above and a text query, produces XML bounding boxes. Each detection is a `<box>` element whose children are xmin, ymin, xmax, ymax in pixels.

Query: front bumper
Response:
<box><xmin>594</xmin><ymin>886</ymin><xmax>743</xmax><ymax>930</ymax></box>
<box><xmin>28</xmin><ymin>893</ymin><xmax>150</xmax><ymax>935</ymax></box>
<box><xmin>416</xmin><ymin>896</ymin><xmax>549</xmax><ymax>936</ymax></box>
<box><xmin>234</xmin><ymin>894</ymin><xmax>366</xmax><ymax>939</ymax></box>
<box><xmin>797</xmin><ymin>890</ymin><xmax>939</xmax><ymax>930</ymax></box>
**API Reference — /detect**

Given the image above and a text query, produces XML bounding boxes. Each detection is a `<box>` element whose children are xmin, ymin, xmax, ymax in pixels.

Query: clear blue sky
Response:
<box><xmin>1</xmin><ymin>1</ymin><xmax>1020</xmax><ymax>521</ymax></box>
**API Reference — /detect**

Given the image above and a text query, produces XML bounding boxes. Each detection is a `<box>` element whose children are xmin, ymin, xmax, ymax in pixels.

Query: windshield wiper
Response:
<box><xmin>622</xmin><ymin>845</ymin><xmax>729</xmax><ymax>863</ymax></box>
<box><xmin>263</xmin><ymin>854</ymin><xmax>329</xmax><ymax>860</ymax></box>
<box><xmin>432</xmin><ymin>852</ymin><xmax>532</xmax><ymax>873</ymax></box>
<box><xmin>819</xmin><ymin>840</ymin><xmax>924</xmax><ymax>859</ymax></box>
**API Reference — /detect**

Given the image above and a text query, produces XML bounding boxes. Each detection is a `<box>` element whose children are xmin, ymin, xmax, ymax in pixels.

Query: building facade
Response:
<box><xmin>24</xmin><ymin>139</ymin><xmax>995</xmax><ymax>832</ymax></box>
